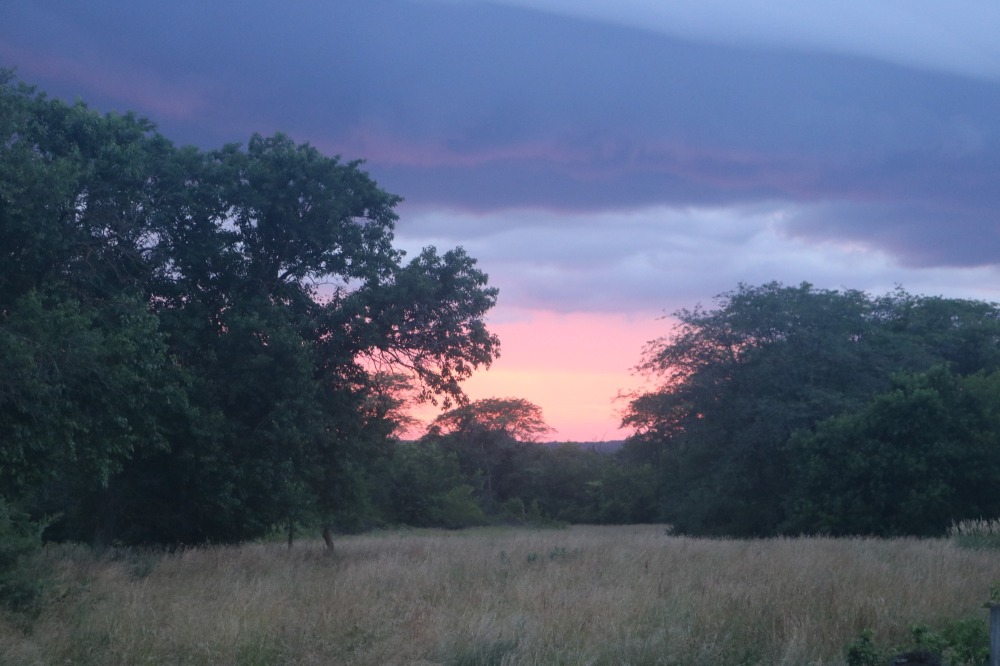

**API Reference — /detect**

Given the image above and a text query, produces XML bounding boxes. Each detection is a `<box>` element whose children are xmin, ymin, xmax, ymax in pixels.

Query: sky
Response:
<box><xmin>3</xmin><ymin>1</ymin><xmax>999</xmax><ymax>441</ymax></box>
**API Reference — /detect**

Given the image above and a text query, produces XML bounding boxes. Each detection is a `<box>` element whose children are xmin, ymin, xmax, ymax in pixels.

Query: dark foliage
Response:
<box><xmin>0</xmin><ymin>71</ymin><xmax>499</xmax><ymax>545</ymax></box>
<box><xmin>625</xmin><ymin>281</ymin><xmax>1000</xmax><ymax>536</ymax></box>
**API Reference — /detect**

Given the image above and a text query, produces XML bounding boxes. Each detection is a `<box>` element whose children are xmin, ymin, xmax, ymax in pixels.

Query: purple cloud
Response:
<box><xmin>2</xmin><ymin>0</ymin><xmax>999</xmax><ymax>275</ymax></box>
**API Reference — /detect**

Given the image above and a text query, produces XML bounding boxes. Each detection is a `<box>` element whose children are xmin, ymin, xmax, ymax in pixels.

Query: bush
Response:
<box><xmin>938</xmin><ymin>618</ymin><xmax>989</xmax><ymax>665</ymax></box>
<box><xmin>846</xmin><ymin>629</ymin><xmax>886</xmax><ymax>666</ymax></box>
<box><xmin>429</xmin><ymin>485</ymin><xmax>487</xmax><ymax>529</ymax></box>
<box><xmin>847</xmin><ymin>620</ymin><xmax>989</xmax><ymax>666</ymax></box>
<box><xmin>949</xmin><ymin>519</ymin><xmax>1000</xmax><ymax>550</ymax></box>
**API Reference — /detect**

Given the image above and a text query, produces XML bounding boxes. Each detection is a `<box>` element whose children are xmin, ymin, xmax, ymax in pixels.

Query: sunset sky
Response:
<box><xmin>3</xmin><ymin>1</ymin><xmax>999</xmax><ymax>441</ymax></box>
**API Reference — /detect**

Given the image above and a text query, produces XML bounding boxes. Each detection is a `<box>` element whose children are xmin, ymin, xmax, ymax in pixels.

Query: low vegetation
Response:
<box><xmin>949</xmin><ymin>518</ymin><xmax>1000</xmax><ymax>552</ymax></box>
<box><xmin>3</xmin><ymin>526</ymin><xmax>999</xmax><ymax>665</ymax></box>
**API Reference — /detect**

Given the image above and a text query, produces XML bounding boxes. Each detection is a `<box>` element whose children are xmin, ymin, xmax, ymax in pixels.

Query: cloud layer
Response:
<box><xmin>4</xmin><ymin>0</ymin><xmax>999</xmax><ymax>437</ymax></box>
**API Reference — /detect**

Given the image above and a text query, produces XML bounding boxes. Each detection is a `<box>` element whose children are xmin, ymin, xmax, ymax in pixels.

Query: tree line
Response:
<box><xmin>383</xmin><ymin>280</ymin><xmax>1000</xmax><ymax>540</ymax></box>
<box><xmin>0</xmin><ymin>73</ymin><xmax>651</xmax><ymax>568</ymax></box>
<box><xmin>375</xmin><ymin>398</ymin><xmax>655</xmax><ymax>530</ymax></box>
<box><xmin>0</xmin><ymin>71</ymin><xmax>503</xmax><ymax>548</ymax></box>
<box><xmin>5</xmin><ymin>71</ymin><xmax>1000</xmax><ymax>571</ymax></box>
<box><xmin>622</xmin><ymin>281</ymin><xmax>1000</xmax><ymax>537</ymax></box>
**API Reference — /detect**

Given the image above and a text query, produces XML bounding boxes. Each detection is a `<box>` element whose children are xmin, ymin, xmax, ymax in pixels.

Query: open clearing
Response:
<box><xmin>4</xmin><ymin>525</ymin><xmax>999</xmax><ymax>664</ymax></box>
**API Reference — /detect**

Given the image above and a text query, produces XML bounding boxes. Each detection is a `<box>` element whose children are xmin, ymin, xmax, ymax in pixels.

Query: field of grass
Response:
<box><xmin>3</xmin><ymin>525</ymin><xmax>999</xmax><ymax>665</ymax></box>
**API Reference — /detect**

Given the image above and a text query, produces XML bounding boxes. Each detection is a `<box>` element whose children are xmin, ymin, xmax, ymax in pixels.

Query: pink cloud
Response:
<box><xmin>320</xmin><ymin>124</ymin><xmax>825</xmax><ymax>206</ymax></box>
<box><xmin>1</xmin><ymin>43</ymin><xmax>209</xmax><ymax>121</ymax></box>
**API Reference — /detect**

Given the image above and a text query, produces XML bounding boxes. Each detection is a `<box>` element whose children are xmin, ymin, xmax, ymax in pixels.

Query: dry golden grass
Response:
<box><xmin>2</xmin><ymin>525</ymin><xmax>999</xmax><ymax>665</ymax></box>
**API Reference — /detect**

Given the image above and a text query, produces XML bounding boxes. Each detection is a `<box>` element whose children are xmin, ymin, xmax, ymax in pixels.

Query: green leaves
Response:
<box><xmin>217</xmin><ymin>133</ymin><xmax>402</xmax><ymax>295</ymax></box>
<box><xmin>626</xmin><ymin>281</ymin><xmax>1000</xmax><ymax>536</ymax></box>
<box><xmin>785</xmin><ymin>367</ymin><xmax>1000</xmax><ymax>536</ymax></box>
<box><xmin>341</xmin><ymin>246</ymin><xmax>500</xmax><ymax>406</ymax></box>
<box><xmin>0</xmin><ymin>73</ymin><xmax>500</xmax><ymax>545</ymax></box>
<box><xmin>0</xmin><ymin>289</ymin><xmax>173</xmax><ymax>493</ymax></box>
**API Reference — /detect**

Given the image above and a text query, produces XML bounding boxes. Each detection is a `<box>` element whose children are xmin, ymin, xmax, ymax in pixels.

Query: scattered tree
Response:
<box><xmin>429</xmin><ymin>397</ymin><xmax>554</xmax><ymax>442</ymax></box>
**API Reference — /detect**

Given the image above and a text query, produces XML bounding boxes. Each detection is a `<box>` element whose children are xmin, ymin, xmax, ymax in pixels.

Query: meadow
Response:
<box><xmin>3</xmin><ymin>525</ymin><xmax>999</xmax><ymax>665</ymax></box>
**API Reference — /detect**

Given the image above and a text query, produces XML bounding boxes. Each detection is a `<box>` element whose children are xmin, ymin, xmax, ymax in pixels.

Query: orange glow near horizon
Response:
<box><xmin>407</xmin><ymin>310</ymin><xmax>670</xmax><ymax>442</ymax></box>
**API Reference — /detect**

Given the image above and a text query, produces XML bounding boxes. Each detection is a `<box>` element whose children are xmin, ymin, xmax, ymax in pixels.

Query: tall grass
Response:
<box><xmin>949</xmin><ymin>518</ymin><xmax>1000</xmax><ymax>551</ymax></box>
<box><xmin>2</xmin><ymin>525</ymin><xmax>998</xmax><ymax>665</ymax></box>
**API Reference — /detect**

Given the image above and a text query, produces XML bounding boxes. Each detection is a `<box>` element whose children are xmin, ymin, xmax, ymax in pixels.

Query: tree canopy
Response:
<box><xmin>0</xmin><ymin>71</ymin><xmax>499</xmax><ymax>545</ymax></box>
<box><xmin>623</xmin><ymin>281</ymin><xmax>1000</xmax><ymax>537</ymax></box>
<box><xmin>429</xmin><ymin>397</ymin><xmax>554</xmax><ymax>442</ymax></box>
<box><xmin>783</xmin><ymin>366</ymin><xmax>1000</xmax><ymax>536</ymax></box>
<box><xmin>5</xmin><ymin>71</ymin><xmax>999</xmax><ymax>546</ymax></box>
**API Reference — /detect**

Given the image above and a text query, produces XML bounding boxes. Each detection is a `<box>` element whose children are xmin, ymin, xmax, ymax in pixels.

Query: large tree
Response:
<box><xmin>624</xmin><ymin>281</ymin><xmax>1000</xmax><ymax>536</ymax></box>
<box><xmin>0</xmin><ymin>73</ymin><xmax>500</xmax><ymax>545</ymax></box>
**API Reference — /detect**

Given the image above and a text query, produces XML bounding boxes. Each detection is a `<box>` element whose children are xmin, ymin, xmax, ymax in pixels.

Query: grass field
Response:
<box><xmin>3</xmin><ymin>525</ymin><xmax>999</xmax><ymax>665</ymax></box>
